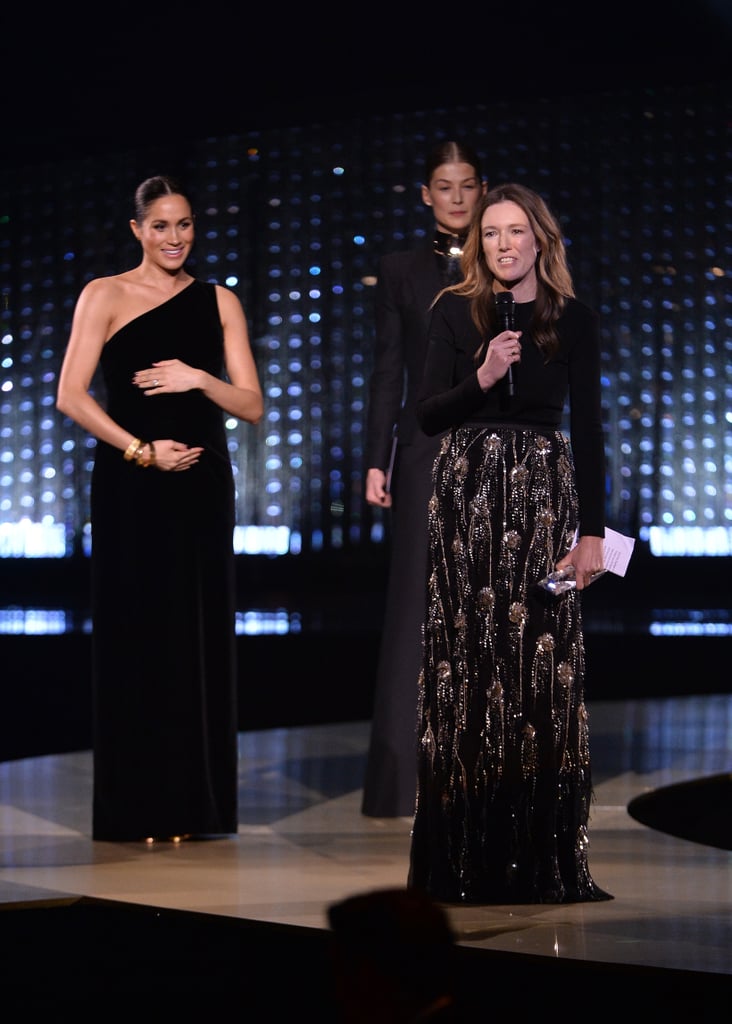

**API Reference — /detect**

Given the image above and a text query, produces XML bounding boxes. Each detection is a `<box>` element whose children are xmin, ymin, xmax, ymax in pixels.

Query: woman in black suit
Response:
<box><xmin>361</xmin><ymin>141</ymin><xmax>486</xmax><ymax>818</ymax></box>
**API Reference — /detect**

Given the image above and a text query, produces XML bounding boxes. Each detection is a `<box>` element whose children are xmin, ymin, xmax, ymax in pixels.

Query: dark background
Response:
<box><xmin>3</xmin><ymin>2</ymin><xmax>731</xmax><ymax>166</ymax></box>
<box><xmin>2</xmin><ymin>12</ymin><xmax>730</xmax><ymax>1006</ymax></box>
<box><xmin>2</xmin><ymin>2</ymin><xmax>731</xmax><ymax>761</ymax></box>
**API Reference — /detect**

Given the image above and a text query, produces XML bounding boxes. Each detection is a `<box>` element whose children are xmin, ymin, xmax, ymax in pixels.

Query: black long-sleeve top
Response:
<box><xmin>416</xmin><ymin>291</ymin><xmax>607</xmax><ymax>537</ymax></box>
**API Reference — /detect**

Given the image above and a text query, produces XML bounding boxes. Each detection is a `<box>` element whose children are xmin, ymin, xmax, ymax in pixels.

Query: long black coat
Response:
<box><xmin>362</xmin><ymin>241</ymin><xmax>447</xmax><ymax>818</ymax></box>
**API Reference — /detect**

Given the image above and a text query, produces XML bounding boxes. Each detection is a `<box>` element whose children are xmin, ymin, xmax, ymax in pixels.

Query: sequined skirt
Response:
<box><xmin>408</xmin><ymin>425</ymin><xmax>612</xmax><ymax>904</ymax></box>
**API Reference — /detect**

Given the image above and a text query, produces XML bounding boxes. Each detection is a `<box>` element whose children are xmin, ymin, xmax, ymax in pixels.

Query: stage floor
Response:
<box><xmin>1</xmin><ymin>694</ymin><xmax>731</xmax><ymax>1014</ymax></box>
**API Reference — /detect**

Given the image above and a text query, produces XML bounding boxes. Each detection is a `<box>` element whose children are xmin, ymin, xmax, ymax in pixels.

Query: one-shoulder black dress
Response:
<box><xmin>90</xmin><ymin>280</ymin><xmax>238</xmax><ymax>841</ymax></box>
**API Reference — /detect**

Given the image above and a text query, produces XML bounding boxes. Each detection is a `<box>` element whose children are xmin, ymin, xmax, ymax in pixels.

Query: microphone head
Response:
<box><xmin>495</xmin><ymin>291</ymin><xmax>516</xmax><ymax>329</ymax></box>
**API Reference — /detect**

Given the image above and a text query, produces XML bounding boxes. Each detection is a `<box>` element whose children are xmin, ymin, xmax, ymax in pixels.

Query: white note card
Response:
<box><xmin>601</xmin><ymin>527</ymin><xmax>636</xmax><ymax>577</ymax></box>
<box><xmin>572</xmin><ymin>526</ymin><xmax>636</xmax><ymax>577</ymax></box>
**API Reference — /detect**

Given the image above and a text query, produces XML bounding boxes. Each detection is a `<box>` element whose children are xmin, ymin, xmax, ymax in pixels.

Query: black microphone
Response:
<box><xmin>495</xmin><ymin>291</ymin><xmax>516</xmax><ymax>397</ymax></box>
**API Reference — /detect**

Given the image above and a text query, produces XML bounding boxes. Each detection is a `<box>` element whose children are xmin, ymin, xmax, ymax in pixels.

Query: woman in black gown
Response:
<box><xmin>408</xmin><ymin>182</ymin><xmax>612</xmax><ymax>903</ymax></box>
<box><xmin>362</xmin><ymin>141</ymin><xmax>486</xmax><ymax>818</ymax></box>
<box><xmin>57</xmin><ymin>175</ymin><xmax>263</xmax><ymax>842</ymax></box>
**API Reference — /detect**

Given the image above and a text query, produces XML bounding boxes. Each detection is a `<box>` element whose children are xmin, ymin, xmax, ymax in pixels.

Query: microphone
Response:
<box><xmin>495</xmin><ymin>291</ymin><xmax>516</xmax><ymax>397</ymax></box>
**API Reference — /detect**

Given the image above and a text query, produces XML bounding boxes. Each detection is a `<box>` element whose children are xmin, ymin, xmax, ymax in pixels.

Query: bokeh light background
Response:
<box><xmin>1</xmin><ymin>81</ymin><xmax>730</xmax><ymax>560</ymax></box>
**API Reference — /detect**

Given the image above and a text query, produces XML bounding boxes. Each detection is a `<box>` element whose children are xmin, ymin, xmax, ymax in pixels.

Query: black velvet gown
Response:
<box><xmin>90</xmin><ymin>280</ymin><xmax>238</xmax><ymax>841</ymax></box>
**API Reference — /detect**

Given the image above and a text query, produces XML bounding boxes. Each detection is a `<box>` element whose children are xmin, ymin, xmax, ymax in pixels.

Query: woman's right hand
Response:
<box><xmin>476</xmin><ymin>329</ymin><xmax>522</xmax><ymax>392</ymax></box>
<box><xmin>366</xmin><ymin>467</ymin><xmax>392</xmax><ymax>507</ymax></box>
<box><xmin>151</xmin><ymin>439</ymin><xmax>204</xmax><ymax>472</ymax></box>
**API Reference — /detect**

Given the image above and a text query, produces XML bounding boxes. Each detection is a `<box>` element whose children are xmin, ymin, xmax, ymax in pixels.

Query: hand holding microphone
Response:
<box><xmin>495</xmin><ymin>291</ymin><xmax>519</xmax><ymax>397</ymax></box>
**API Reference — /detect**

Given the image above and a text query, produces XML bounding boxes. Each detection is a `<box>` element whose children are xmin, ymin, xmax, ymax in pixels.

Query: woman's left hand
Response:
<box><xmin>556</xmin><ymin>535</ymin><xmax>605</xmax><ymax>591</ymax></box>
<box><xmin>132</xmin><ymin>359</ymin><xmax>203</xmax><ymax>395</ymax></box>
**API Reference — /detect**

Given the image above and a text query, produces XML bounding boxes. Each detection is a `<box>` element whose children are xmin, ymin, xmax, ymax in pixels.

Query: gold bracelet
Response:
<box><xmin>135</xmin><ymin>441</ymin><xmax>156</xmax><ymax>468</ymax></box>
<box><xmin>123</xmin><ymin>437</ymin><xmax>142</xmax><ymax>461</ymax></box>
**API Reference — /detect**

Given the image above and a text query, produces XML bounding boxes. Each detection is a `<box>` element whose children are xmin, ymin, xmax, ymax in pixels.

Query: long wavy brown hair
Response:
<box><xmin>434</xmin><ymin>182</ymin><xmax>575</xmax><ymax>361</ymax></box>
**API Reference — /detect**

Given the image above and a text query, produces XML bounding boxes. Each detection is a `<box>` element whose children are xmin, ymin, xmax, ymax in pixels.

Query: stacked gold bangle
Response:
<box><xmin>123</xmin><ymin>438</ymin><xmax>156</xmax><ymax>468</ymax></box>
<box><xmin>123</xmin><ymin>438</ymin><xmax>142</xmax><ymax>461</ymax></box>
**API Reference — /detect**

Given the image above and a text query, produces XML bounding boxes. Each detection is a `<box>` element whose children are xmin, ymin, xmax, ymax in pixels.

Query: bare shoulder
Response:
<box><xmin>214</xmin><ymin>283</ymin><xmax>246</xmax><ymax>319</ymax></box>
<box><xmin>78</xmin><ymin>273</ymin><xmax>130</xmax><ymax>306</ymax></box>
<box><xmin>74</xmin><ymin>273</ymin><xmax>159</xmax><ymax>341</ymax></box>
<box><xmin>214</xmin><ymin>282</ymin><xmax>243</xmax><ymax>307</ymax></box>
